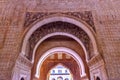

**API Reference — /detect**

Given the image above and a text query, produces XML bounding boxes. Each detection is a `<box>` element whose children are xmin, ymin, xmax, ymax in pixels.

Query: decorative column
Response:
<box><xmin>12</xmin><ymin>54</ymin><xmax>33</xmax><ymax>80</ymax></box>
<box><xmin>88</xmin><ymin>54</ymin><xmax>108</xmax><ymax>80</ymax></box>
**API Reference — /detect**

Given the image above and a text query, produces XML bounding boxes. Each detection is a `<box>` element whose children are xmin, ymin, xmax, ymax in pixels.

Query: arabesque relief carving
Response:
<box><xmin>26</xmin><ymin>21</ymin><xmax>93</xmax><ymax>60</ymax></box>
<box><xmin>24</xmin><ymin>11</ymin><xmax>95</xmax><ymax>32</ymax></box>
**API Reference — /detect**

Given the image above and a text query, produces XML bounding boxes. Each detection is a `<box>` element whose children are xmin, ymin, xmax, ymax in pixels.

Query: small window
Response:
<box><xmin>52</xmin><ymin>78</ymin><xmax>55</xmax><ymax>80</ymax></box>
<box><xmin>57</xmin><ymin>76</ymin><xmax>63</xmax><ymax>80</ymax></box>
<box><xmin>58</xmin><ymin>70</ymin><xmax>62</xmax><ymax>73</ymax></box>
<box><xmin>20</xmin><ymin>77</ymin><xmax>24</xmax><ymax>80</ymax></box>
<box><xmin>52</xmin><ymin>70</ymin><xmax>55</xmax><ymax>73</ymax></box>
<box><xmin>65</xmin><ymin>70</ymin><xmax>68</xmax><ymax>73</ymax></box>
<box><xmin>65</xmin><ymin>78</ymin><xmax>69</xmax><ymax>80</ymax></box>
<box><xmin>96</xmin><ymin>76</ymin><xmax>100</xmax><ymax>80</ymax></box>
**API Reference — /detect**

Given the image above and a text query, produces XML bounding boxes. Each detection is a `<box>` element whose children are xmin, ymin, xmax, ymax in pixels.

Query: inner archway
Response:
<box><xmin>38</xmin><ymin>52</ymin><xmax>84</xmax><ymax>80</ymax></box>
<box><xmin>21</xmin><ymin>17</ymin><xmax>99</xmax><ymax>62</ymax></box>
<box><xmin>35</xmin><ymin>47</ymin><xmax>86</xmax><ymax>78</ymax></box>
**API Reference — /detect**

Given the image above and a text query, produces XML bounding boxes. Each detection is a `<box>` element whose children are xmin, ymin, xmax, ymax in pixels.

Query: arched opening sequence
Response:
<box><xmin>18</xmin><ymin>16</ymin><xmax>100</xmax><ymax>80</ymax></box>
<box><xmin>35</xmin><ymin>47</ymin><xmax>86</xmax><ymax>78</ymax></box>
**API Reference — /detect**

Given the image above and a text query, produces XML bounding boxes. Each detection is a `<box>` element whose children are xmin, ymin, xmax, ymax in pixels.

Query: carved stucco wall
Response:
<box><xmin>0</xmin><ymin>0</ymin><xmax>120</xmax><ymax>80</ymax></box>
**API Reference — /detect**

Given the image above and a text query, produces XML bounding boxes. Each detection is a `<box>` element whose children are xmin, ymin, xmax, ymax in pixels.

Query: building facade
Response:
<box><xmin>0</xmin><ymin>0</ymin><xmax>120</xmax><ymax>80</ymax></box>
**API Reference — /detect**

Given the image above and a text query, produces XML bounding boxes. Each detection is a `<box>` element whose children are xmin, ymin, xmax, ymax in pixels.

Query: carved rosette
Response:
<box><xmin>26</xmin><ymin>21</ymin><xmax>92</xmax><ymax>60</ymax></box>
<box><xmin>24</xmin><ymin>11</ymin><xmax>95</xmax><ymax>32</ymax></box>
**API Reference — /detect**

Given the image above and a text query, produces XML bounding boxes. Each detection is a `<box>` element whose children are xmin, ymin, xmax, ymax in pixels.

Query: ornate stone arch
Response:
<box><xmin>21</xmin><ymin>16</ymin><xmax>99</xmax><ymax>62</ymax></box>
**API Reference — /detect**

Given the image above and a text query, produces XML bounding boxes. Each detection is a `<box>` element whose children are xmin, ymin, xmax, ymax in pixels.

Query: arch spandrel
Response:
<box><xmin>24</xmin><ymin>12</ymin><xmax>95</xmax><ymax>32</ymax></box>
